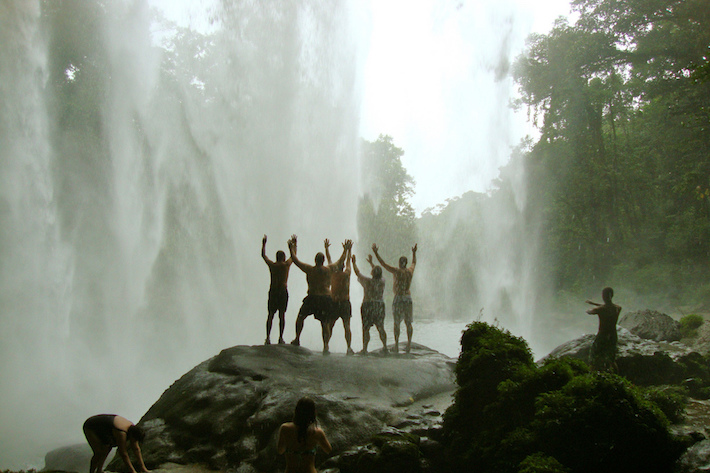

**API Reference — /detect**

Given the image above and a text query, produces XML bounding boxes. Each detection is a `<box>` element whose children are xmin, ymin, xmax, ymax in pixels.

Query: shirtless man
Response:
<box><xmin>353</xmin><ymin>254</ymin><xmax>388</xmax><ymax>354</ymax></box>
<box><xmin>289</xmin><ymin>236</ymin><xmax>350</xmax><ymax>353</ymax></box>
<box><xmin>326</xmin><ymin>239</ymin><xmax>354</xmax><ymax>355</ymax></box>
<box><xmin>262</xmin><ymin>235</ymin><xmax>292</xmax><ymax>345</ymax></box>
<box><xmin>373</xmin><ymin>243</ymin><xmax>417</xmax><ymax>353</ymax></box>
<box><xmin>585</xmin><ymin>286</ymin><xmax>622</xmax><ymax>371</ymax></box>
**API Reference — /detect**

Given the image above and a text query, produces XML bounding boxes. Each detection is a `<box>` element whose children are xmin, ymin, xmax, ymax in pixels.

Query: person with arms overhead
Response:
<box><xmin>277</xmin><ymin>397</ymin><xmax>332</xmax><ymax>473</ymax></box>
<box><xmin>585</xmin><ymin>286</ymin><xmax>622</xmax><ymax>371</ymax></box>
<box><xmin>352</xmin><ymin>254</ymin><xmax>388</xmax><ymax>354</ymax></box>
<box><xmin>325</xmin><ymin>239</ymin><xmax>355</xmax><ymax>355</ymax></box>
<box><xmin>289</xmin><ymin>236</ymin><xmax>350</xmax><ymax>353</ymax></box>
<box><xmin>83</xmin><ymin>414</ymin><xmax>149</xmax><ymax>473</ymax></box>
<box><xmin>372</xmin><ymin>243</ymin><xmax>417</xmax><ymax>353</ymax></box>
<box><xmin>262</xmin><ymin>234</ymin><xmax>293</xmax><ymax>345</ymax></box>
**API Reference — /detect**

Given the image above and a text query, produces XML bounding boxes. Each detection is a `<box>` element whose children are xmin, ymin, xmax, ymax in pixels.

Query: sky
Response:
<box><xmin>150</xmin><ymin>0</ymin><xmax>572</xmax><ymax>214</ymax></box>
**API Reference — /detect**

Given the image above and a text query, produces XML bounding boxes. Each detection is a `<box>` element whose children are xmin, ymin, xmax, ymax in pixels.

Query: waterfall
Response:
<box><xmin>0</xmin><ymin>0</ymin><xmax>363</xmax><ymax>467</ymax></box>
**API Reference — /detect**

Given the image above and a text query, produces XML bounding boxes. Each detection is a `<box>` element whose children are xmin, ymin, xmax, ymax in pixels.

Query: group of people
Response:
<box><xmin>262</xmin><ymin>235</ymin><xmax>417</xmax><ymax>354</ymax></box>
<box><xmin>84</xmin><ymin>397</ymin><xmax>330</xmax><ymax>473</ymax></box>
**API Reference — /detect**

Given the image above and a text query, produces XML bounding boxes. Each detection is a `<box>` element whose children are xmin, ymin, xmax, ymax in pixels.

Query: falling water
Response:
<box><xmin>0</xmin><ymin>0</ymin><xmax>363</xmax><ymax>467</ymax></box>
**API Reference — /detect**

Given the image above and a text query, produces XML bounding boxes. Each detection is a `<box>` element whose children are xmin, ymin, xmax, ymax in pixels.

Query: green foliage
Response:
<box><xmin>357</xmin><ymin>135</ymin><xmax>417</xmax><ymax>263</ymax></box>
<box><xmin>518</xmin><ymin>453</ymin><xmax>570</xmax><ymax>473</ymax></box>
<box><xmin>442</xmin><ymin>322</ymin><xmax>686</xmax><ymax>473</ymax></box>
<box><xmin>511</xmin><ymin>0</ymin><xmax>710</xmax><ymax>303</ymax></box>
<box><xmin>680</xmin><ymin>314</ymin><xmax>705</xmax><ymax>339</ymax></box>
<box><xmin>642</xmin><ymin>385</ymin><xmax>689</xmax><ymax>424</ymax></box>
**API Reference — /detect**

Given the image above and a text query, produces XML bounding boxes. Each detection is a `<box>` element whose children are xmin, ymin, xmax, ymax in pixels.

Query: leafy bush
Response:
<box><xmin>442</xmin><ymin>322</ymin><xmax>686</xmax><ymax>473</ymax></box>
<box><xmin>642</xmin><ymin>385</ymin><xmax>689</xmax><ymax>424</ymax></box>
<box><xmin>680</xmin><ymin>314</ymin><xmax>704</xmax><ymax>339</ymax></box>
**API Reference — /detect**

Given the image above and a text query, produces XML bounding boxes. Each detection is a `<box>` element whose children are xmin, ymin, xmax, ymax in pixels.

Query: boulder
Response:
<box><xmin>540</xmin><ymin>327</ymin><xmax>706</xmax><ymax>387</ymax></box>
<box><xmin>42</xmin><ymin>443</ymin><xmax>99</xmax><ymax>473</ymax></box>
<box><xmin>108</xmin><ymin>343</ymin><xmax>455</xmax><ymax>473</ymax></box>
<box><xmin>619</xmin><ymin>309</ymin><xmax>682</xmax><ymax>342</ymax></box>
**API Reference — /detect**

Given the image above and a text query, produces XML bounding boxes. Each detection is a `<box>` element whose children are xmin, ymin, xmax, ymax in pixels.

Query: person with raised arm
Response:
<box><xmin>372</xmin><ymin>243</ymin><xmax>417</xmax><ymax>353</ymax></box>
<box><xmin>289</xmin><ymin>235</ymin><xmax>350</xmax><ymax>354</ymax></box>
<box><xmin>352</xmin><ymin>254</ymin><xmax>388</xmax><ymax>354</ymax></box>
<box><xmin>585</xmin><ymin>286</ymin><xmax>622</xmax><ymax>371</ymax></box>
<box><xmin>326</xmin><ymin>240</ymin><xmax>355</xmax><ymax>355</ymax></box>
<box><xmin>262</xmin><ymin>235</ymin><xmax>293</xmax><ymax>345</ymax></box>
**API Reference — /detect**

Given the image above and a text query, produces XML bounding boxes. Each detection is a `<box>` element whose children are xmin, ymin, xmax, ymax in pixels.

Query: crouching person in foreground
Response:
<box><xmin>83</xmin><ymin>414</ymin><xmax>149</xmax><ymax>473</ymax></box>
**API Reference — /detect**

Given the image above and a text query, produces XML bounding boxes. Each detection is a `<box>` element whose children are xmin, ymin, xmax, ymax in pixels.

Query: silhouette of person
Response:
<box><xmin>372</xmin><ymin>243</ymin><xmax>417</xmax><ymax>353</ymax></box>
<box><xmin>289</xmin><ymin>236</ymin><xmax>350</xmax><ymax>353</ymax></box>
<box><xmin>262</xmin><ymin>235</ymin><xmax>293</xmax><ymax>345</ymax></box>
<box><xmin>325</xmin><ymin>239</ymin><xmax>355</xmax><ymax>355</ymax></box>
<box><xmin>586</xmin><ymin>286</ymin><xmax>622</xmax><ymax>371</ymax></box>
<box><xmin>277</xmin><ymin>397</ymin><xmax>332</xmax><ymax>473</ymax></box>
<box><xmin>83</xmin><ymin>414</ymin><xmax>148</xmax><ymax>473</ymax></box>
<box><xmin>352</xmin><ymin>254</ymin><xmax>388</xmax><ymax>354</ymax></box>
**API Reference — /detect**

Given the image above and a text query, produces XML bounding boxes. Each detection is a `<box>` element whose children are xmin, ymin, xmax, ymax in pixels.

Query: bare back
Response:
<box><xmin>390</xmin><ymin>267</ymin><xmax>414</xmax><ymax>296</ymax></box>
<box><xmin>588</xmin><ymin>303</ymin><xmax>622</xmax><ymax>338</ymax></box>
<box><xmin>330</xmin><ymin>269</ymin><xmax>351</xmax><ymax>302</ymax></box>
<box><xmin>267</xmin><ymin>260</ymin><xmax>292</xmax><ymax>289</ymax></box>
<box><xmin>277</xmin><ymin>422</ymin><xmax>331</xmax><ymax>473</ymax></box>
<box><xmin>305</xmin><ymin>265</ymin><xmax>332</xmax><ymax>296</ymax></box>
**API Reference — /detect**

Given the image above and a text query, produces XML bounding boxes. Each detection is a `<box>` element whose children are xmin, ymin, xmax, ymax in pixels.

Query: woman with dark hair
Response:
<box><xmin>83</xmin><ymin>414</ymin><xmax>149</xmax><ymax>473</ymax></box>
<box><xmin>277</xmin><ymin>398</ymin><xmax>332</xmax><ymax>473</ymax></box>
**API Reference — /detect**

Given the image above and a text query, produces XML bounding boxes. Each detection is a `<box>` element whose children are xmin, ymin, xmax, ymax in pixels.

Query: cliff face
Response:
<box><xmin>111</xmin><ymin>343</ymin><xmax>455</xmax><ymax>472</ymax></box>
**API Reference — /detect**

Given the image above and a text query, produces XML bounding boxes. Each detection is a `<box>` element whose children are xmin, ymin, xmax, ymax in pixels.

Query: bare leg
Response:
<box><xmin>291</xmin><ymin>313</ymin><xmax>305</xmax><ymax>346</ymax></box>
<box><xmin>266</xmin><ymin>310</ymin><xmax>276</xmax><ymax>344</ymax></box>
<box><xmin>84</xmin><ymin>429</ymin><xmax>111</xmax><ymax>473</ymax></box>
<box><xmin>278</xmin><ymin>310</ymin><xmax>286</xmax><ymax>344</ymax></box>
<box><xmin>376</xmin><ymin>323</ymin><xmax>389</xmax><ymax>354</ymax></box>
<box><xmin>405</xmin><ymin>320</ymin><xmax>413</xmax><ymax>353</ymax></box>
<box><xmin>362</xmin><ymin>325</ymin><xmax>370</xmax><ymax>353</ymax></box>
<box><xmin>393</xmin><ymin>319</ymin><xmax>401</xmax><ymax>353</ymax></box>
<box><xmin>321</xmin><ymin>321</ymin><xmax>332</xmax><ymax>354</ymax></box>
<box><xmin>344</xmin><ymin>318</ymin><xmax>354</xmax><ymax>355</ymax></box>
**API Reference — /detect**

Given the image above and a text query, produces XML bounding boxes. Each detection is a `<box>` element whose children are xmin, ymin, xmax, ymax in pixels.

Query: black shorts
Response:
<box><xmin>268</xmin><ymin>287</ymin><xmax>288</xmax><ymax>313</ymax></box>
<box><xmin>361</xmin><ymin>301</ymin><xmax>385</xmax><ymax>329</ymax></box>
<box><xmin>83</xmin><ymin>414</ymin><xmax>118</xmax><ymax>447</ymax></box>
<box><xmin>299</xmin><ymin>295</ymin><xmax>333</xmax><ymax>322</ymax></box>
<box><xmin>332</xmin><ymin>300</ymin><xmax>352</xmax><ymax>321</ymax></box>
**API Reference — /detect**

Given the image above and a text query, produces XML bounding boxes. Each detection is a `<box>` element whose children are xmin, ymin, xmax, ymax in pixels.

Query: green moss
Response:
<box><xmin>680</xmin><ymin>314</ymin><xmax>704</xmax><ymax>338</ymax></box>
<box><xmin>518</xmin><ymin>453</ymin><xmax>570</xmax><ymax>473</ymax></box>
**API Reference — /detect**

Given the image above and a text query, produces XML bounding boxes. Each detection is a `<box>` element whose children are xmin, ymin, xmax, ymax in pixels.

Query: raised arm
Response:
<box><xmin>372</xmin><ymin>243</ymin><xmax>396</xmax><ymax>273</ymax></box>
<box><xmin>331</xmin><ymin>239</ymin><xmax>351</xmax><ymax>268</ymax></box>
<box><xmin>261</xmin><ymin>235</ymin><xmax>273</xmax><ymax>265</ymax></box>
<box><xmin>324</xmin><ymin>238</ymin><xmax>332</xmax><ymax>265</ymax></box>
<box><xmin>410</xmin><ymin>243</ymin><xmax>418</xmax><ymax>271</ymax></box>
<box><xmin>366</xmin><ymin>254</ymin><xmax>375</xmax><ymax>269</ymax></box>
<box><xmin>352</xmin><ymin>255</ymin><xmax>364</xmax><ymax>278</ymax></box>
<box><xmin>288</xmin><ymin>237</ymin><xmax>311</xmax><ymax>272</ymax></box>
<box><xmin>345</xmin><ymin>246</ymin><xmax>352</xmax><ymax>272</ymax></box>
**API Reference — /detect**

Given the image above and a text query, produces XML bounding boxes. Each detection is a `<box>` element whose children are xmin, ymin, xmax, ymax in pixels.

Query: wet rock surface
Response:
<box><xmin>106</xmin><ymin>343</ymin><xmax>455</xmax><ymax>473</ymax></box>
<box><xmin>619</xmin><ymin>309</ymin><xmax>682</xmax><ymax>342</ymax></box>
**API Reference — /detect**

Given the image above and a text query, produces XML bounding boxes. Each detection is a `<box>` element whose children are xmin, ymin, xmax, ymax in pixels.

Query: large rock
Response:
<box><xmin>42</xmin><ymin>443</ymin><xmax>100</xmax><ymax>473</ymax></box>
<box><xmin>540</xmin><ymin>327</ymin><xmax>707</xmax><ymax>386</ymax></box>
<box><xmin>619</xmin><ymin>309</ymin><xmax>682</xmax><ymax>342</ymax></box>
<box><xmin>109</xmin><ymin>343</ymin><xmax>455</xmax><ymax>473</ymax></box>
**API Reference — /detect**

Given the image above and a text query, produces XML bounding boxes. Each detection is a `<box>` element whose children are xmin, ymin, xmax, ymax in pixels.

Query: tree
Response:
<box><xmin>357</xmin><ymin>135</ymin><xmax>417</xmax><ymax>263</ymax></box>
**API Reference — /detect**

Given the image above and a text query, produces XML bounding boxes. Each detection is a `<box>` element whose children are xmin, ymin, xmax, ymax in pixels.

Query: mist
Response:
<box><xmin>0</xmin><ymin>0</ymin><xmax>570</xmax><ymax>468</ymax></box>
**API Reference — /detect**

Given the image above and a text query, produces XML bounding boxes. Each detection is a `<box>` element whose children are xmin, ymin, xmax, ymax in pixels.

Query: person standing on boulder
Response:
<box><xmin>262</xmin><ymin>235</ymin><xmax>293</xmax><ymax>345</ymax></box>
<box><xmin>352</xmin><ymin>254</ymin><xmax>388</xmax><ymax>354</ymax></box>
<box><xmin>289</xmin><ymin>236</ymin><xmax>350</xmax><ymax>353</ymax></box>
<box><xmin>277</xmin><ymin>397</ymin><xmax>332</xmax><ymax>473</ymax></box>
<box><xmin>325</xmin><ymin>239</ymin><xmax>355</xmax><ymax>355</ymax></box>
<box><xmin>586</xmin><ymin>286</ymin><xmax>622</xmax><ymax>371</ymax></box>
<box><xmin>83</xmin><ymin>414</ymin><xmax>149</xmax><ymax>473</ymax></box>
<box><xmin>372</xmin><ymin>243</ymin><xmax>417</xmax><ymax>353</ymax></box>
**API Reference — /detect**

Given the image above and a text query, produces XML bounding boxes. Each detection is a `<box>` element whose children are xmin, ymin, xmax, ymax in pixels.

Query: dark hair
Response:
<box><xmin>372</xmin><ymin>266</ymin><xmax>382</xmax><ymax>279</ymax></box>
<box><xmin>602</xmin><ymin>287</ymin><xmax>614</xmax><ymax>303</ymax></box>
<box><xmin>293</xmin><ymin>397</ymin><xmax>317</xmax><ymax>443</ymax></box>
<box><xmin>126</xmin><ymin>425</ymin><xmax>145</xmax><ymax>443</ymax></box>
<box><xmin>276</xmin><ymin>250</ymin><xmax>286</xmax><ymax>262</ymax></box>
<box><xmin>399</xmin><ymin>256</ymin><xmax>408</xmax><ymax>268</ymax></box>
<box><xmin>315</xmin><ymin>253</ymin><xmax>325</xmax><ymax>265</ymax></box>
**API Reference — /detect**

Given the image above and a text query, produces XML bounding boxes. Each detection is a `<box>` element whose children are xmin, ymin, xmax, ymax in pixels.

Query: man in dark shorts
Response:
<box><xmin>373</xmin><ymin>243</ymin><xmax>417</xmax><ymax>353</ymax></box>
<box><xmin>262</xmin><ymin>234</ymin><xmax>292</xmax><ymax>345</ymax></box>
<box><xmin>289</xmin><ymin>236</ymin><xmax>350</xmax><ymax>353</ymax></box>
<box><xmin>326</xmin><ymin>239</ymin><xmax>354</xmax><ymax>355</ymax></box>
<box><xmin>83</xmin><ymin>414</ymin><xmax>148</xmax><ymax>473</ymax></box>
<box><xmin>352</xmin><ymin>254</ymin><xmax>388</xmax><ymax>354</ymax></box>
<box><xmin>585</xmin><ymin>286</ymin><xmax>622</xmax><ymax>371</ymax></box>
